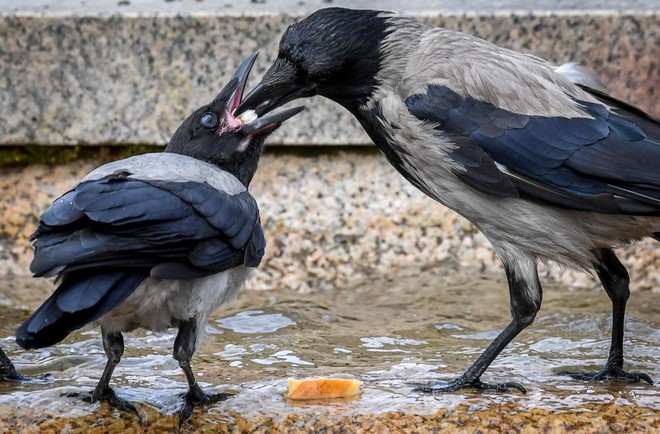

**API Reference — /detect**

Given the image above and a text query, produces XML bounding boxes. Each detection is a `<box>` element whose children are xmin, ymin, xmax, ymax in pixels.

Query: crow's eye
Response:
<box><xmin>200</xmin><ymin>112</ymin><xmax>218</xmax><ymax>128</ymax></box>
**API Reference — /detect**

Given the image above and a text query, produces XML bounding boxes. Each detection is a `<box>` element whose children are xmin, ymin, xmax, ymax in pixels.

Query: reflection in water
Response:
<box><xmin>252</xmin><ymin>350</ymin><xmax>315</xmax><ymax>366</ymax></box>
<box><xmin>215</xmin><ymin>310</ymin><xmax>295</xmax><ymax>334</ymax></box>
<box><xmin>361</xmin><ymin>336</ymin><xmax>428</xmax><ymax>352</ymax></box>
<box><xmin>0</xmin><ymin>269</ymin><xmax>658</xmax><ymax>421</ymax></box>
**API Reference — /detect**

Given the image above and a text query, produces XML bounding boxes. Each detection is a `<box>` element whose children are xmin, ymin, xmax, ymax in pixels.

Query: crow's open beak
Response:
<box><xmin>235</xmin><ymin>57</ymin><xmax>316</xmax><ymax>118</ymax></box>
<box><xmin>227</xmin><ymin>53</ymin><xmax>305</xmax><ymax>135</ymax></box>
<box><xmin>239</xmin><ymin>106</ymin><xmax>305</xmax><ymax>135</ymax></box>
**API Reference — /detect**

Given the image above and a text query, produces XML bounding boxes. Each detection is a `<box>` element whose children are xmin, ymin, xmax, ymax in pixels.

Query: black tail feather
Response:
<box><xmin>16</xmin><ymin>271</ymin><xmax>147</xmax><ymax>349</ymax></box>
<box><xmin>653</xmin><ymin>232</ymin><xmax>660</xmax><ymax>242</ymax></box>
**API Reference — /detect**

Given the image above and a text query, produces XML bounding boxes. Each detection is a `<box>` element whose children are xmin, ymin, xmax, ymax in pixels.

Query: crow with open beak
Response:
<box><xmin>238</xmin><ymin>8</ymin><xmax>659</xmax><ymax>393</ymax></box>
<box><xmin>16</xmin><ymin>53</ymin><xmax>303</xmax><ymax>423</ymax></box>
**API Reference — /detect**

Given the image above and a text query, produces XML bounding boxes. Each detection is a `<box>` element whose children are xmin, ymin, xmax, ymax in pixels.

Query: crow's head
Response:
<box><xmin>167</xmin><ymin>53</ymin><xmax>303</xmax><ymax>186</ymax></box>
<box><xmin>238</xmin><ymin>8</ymin><xmax>391</xmax><ymax>116</ymax></box>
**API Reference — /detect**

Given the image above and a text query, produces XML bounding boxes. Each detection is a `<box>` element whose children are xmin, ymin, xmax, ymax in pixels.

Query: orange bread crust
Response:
<box><xmin>287</xmin><ymin>378</ymin><xmax>362</xmax><ymax>400</ymax></box>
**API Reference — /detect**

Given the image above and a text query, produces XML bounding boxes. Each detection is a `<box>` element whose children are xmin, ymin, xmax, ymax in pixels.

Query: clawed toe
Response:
<box><xmin>178</xmin><ymin>386</ymin><xmax>233</xmax><ymax>427</ymax></box>
<box><xmin>97</xmin><ymin>387</ymin><xmax>140</xmax><ymax>415</ymax></box>
<box><xmin>563</xmin><ymin>367</ymin><xmax>654</xmax><ymax>385</ymax></box>
<box><xmin>633</xmin><ymin>372</ymin><xmax>654</xmax><ymax>384</ymax></box>
<box><xmin>409</xmin><ymin>377</ymin><xmax>526</xmax><ymax>394</ymax></box>
<box><xmin>1</xmin><ymin>372</ymin><xmax>52</xmax><ymax>383</ymax></box>
<box><xmin>471</xmin><ymin>380</ymin><xmax>526</xmax><ymax>393</ymax></box>
<box><xmin>68</xmin><ymin>387</ymin><xmax>140</xmax><ymax>417</ymax></box>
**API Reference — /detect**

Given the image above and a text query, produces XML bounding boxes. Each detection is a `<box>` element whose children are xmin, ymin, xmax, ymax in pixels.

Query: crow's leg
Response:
<box><xmin>69</xmin><ymin>329</ymin><xmax>139</xmax><ymax>415</ymax></box>
<box><xmin>563</xmin><ymin>248</ymin><xmax>653</xmax><ymax>385</ymax></box>
<box><xmin>412</xmin><ymin>247</ymin><xmax>540</xmax><ymax>394</ymax></box>
<box><xmin>174</xmin><ymin>319</ymin><xmax>232</xmax><ymax>426</ymax></box>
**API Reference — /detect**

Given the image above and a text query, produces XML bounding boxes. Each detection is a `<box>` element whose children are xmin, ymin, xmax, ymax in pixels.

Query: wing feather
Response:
<box><xmin>406</xmin><ymin>84</ymin><xmax>660</xmax><ymax>214</ymax></box>
<box><xmin>31</xmin><ymin>156</ymin><xmax>266</xmax><ymax>278</ymax></box>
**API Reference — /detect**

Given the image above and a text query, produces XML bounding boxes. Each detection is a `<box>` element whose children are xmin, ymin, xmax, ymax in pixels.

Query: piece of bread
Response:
<box><xmin>286</xmin><ymin>377</ymin><xmax>362</xmax><ymax>400</ymax></box>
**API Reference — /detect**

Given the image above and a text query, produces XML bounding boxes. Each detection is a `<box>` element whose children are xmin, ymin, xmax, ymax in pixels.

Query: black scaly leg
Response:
<box><xmin>174</xmin><ymin>319</ymin><xmax>232</xmax><ymax>426</ymax></box>
<box><xmin>564</xmin><ymin>248</ymin><xmax>653</xmax><ymax>384</ymax></box>
<box><xmin>413</xmin><ymin>252</ymin><xmax>541</xmax><ymax>394</ymax></box>
<box><xmin>70</xmin><ymin>329</ymin><xmax>139</xmax><ymax>416</ymax></box>
<box><xmin>88</xmin><ymin>330</ymin><xmax>139</xmax><ymax>413</ymax></box>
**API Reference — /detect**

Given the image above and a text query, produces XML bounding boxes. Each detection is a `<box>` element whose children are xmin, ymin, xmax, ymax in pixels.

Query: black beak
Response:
<box><xmin>236</xmin><ymin>58</ymin><xmax>317</xmax><ymax>117</ymax></box>
<box><xmin>240</xmin><ymin>106</ymin><xmax>305</xmax><ymax>135</ymax></box>
<box><xmin>222</xmin><ymin>55</ymin><xmax>304</xmax><ymax>135</ymax></box>
<box><xmin>225</xmin><ymin>52</ymin><xmax>260</xmax><ymax>115</ymax></box>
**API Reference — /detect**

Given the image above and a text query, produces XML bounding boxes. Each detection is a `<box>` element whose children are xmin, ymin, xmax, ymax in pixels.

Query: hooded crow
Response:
<box><xmin>16</xmin><ymin>53</ymin><xmax>303</xmax><ymax>422</ymax></box>
<box><xmin>237</xmin><ymin>8</ymin><xmax>659</xmax><ymax>393</ymax></box>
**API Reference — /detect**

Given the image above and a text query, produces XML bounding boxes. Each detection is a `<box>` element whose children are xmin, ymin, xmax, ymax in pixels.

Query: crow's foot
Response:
<box><xmin>4</xmin><ymin>373</ymin><xmax>53</xmax><ymax>383</ymax></box>
<box><xmin>563</xmin><ymin>366</ymin><xmax>653</xmax><ymax>385</ymax></box>
<box><xmin>0</xmin><ymin>349</ymin><xmax>38</xmax><ymax>382</ymax></box>
<box><xmin>0</xmin><ymin>372</ymin><xmax>25</xmax><ymax>382</ymax></box>
<box><xmin>179</xmin><ymin>384</ymin><xmax>233</xmax><ymax>427</ymax></box>
<box><xmin>410</xmin><ymin>376</ymin><xmax>526</xmax><ymax>394</ymax></box>
<box><xmin>68</xmin><ymin>386</ymin><xmax>140</xmax><ymax>417</ymax></box>
<box><xmin>0</xmin><ymin>365</ymin><xmax>26</xmax><ymax>382</ymax></box>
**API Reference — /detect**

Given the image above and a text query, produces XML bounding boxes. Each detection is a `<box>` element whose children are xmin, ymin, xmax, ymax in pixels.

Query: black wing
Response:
<box><xmin>31</xmin><ymin>174</ymin><xmax>266</xmax><ymax>278</ymax></box>
<box><xmin>406</xmin><ymin>85</ymin><xmax>660</xmax><ymax>215</ymax></box>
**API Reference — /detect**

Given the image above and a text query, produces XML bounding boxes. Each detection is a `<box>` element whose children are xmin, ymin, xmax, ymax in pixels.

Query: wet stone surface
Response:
<box><xmin>0</xmin><ymin>268</ymin><xmax>658</xmax><ymax>432</ymax></box>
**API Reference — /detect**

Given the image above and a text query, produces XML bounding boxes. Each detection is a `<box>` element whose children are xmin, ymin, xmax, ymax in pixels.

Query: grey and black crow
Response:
<box><xmin>238</xmin><ymin>8</ymin><xmax>659</xmax><ymax>393</ymax></box>
<box><xmin>16</xmin><ymin>53</ymin><xmax>303</xmax><ymax>422</ymax></box>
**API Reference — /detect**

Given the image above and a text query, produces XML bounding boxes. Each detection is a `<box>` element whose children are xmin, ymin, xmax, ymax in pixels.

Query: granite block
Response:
<box><xmin>0</xmin><ymin>1</ymin><xmax>657</xmax><ymax>147</ymax></box>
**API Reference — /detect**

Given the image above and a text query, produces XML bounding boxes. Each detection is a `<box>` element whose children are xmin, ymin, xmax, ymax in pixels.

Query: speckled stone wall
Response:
<box><xmin>0</xmin><ymin>9</ymin><xmax>658</xmax><ymax>146</ymax></box>
<box><xmin>1</xmin><ymin>151</ymin><xmax>658</xmax><ymax>293</ymax></box>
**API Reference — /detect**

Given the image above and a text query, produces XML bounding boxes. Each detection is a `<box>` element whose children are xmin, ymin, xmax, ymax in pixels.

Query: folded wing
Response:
<box><xmin>406</xmin><ymin>84</ymin><xmax>660</xmax><ymax>215</ymax></box>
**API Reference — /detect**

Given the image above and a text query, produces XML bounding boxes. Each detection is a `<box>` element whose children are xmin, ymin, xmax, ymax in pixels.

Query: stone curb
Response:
<box><xmin>1</xmin><ymin>1</ymin><xmax>658</xmax><ymax>146</ymax></box>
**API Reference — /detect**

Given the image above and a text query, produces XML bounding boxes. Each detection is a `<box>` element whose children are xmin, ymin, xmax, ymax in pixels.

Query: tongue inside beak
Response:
<box><xmin>226</xmin><ymin>52</ymin><xmax>305</xmax><ymax>135</ymax></box>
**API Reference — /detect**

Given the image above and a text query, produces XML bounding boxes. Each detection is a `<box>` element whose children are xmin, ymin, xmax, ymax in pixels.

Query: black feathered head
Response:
<box><xmin>166</xmin><ymin>53</ymin><xmax>303</xmax><ymax>186</ymax></box>
<box><xmin>238</xmin><ymin>8</ymin><xmax>391</xmax><ymax>115</ymax></box>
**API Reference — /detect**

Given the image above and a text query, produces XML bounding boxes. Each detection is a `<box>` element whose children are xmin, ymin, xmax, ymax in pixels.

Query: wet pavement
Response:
<box><xmin>0</xmin><ymin>267</ymin><xmax>658</xmax><ymax>432</ymax></box>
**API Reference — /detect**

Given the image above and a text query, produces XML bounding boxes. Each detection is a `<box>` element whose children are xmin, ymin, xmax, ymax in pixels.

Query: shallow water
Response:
<box><xmin>0</xmin><ymin>267</ymin><xmax>658</xmax><ymax>424</ymax></box>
